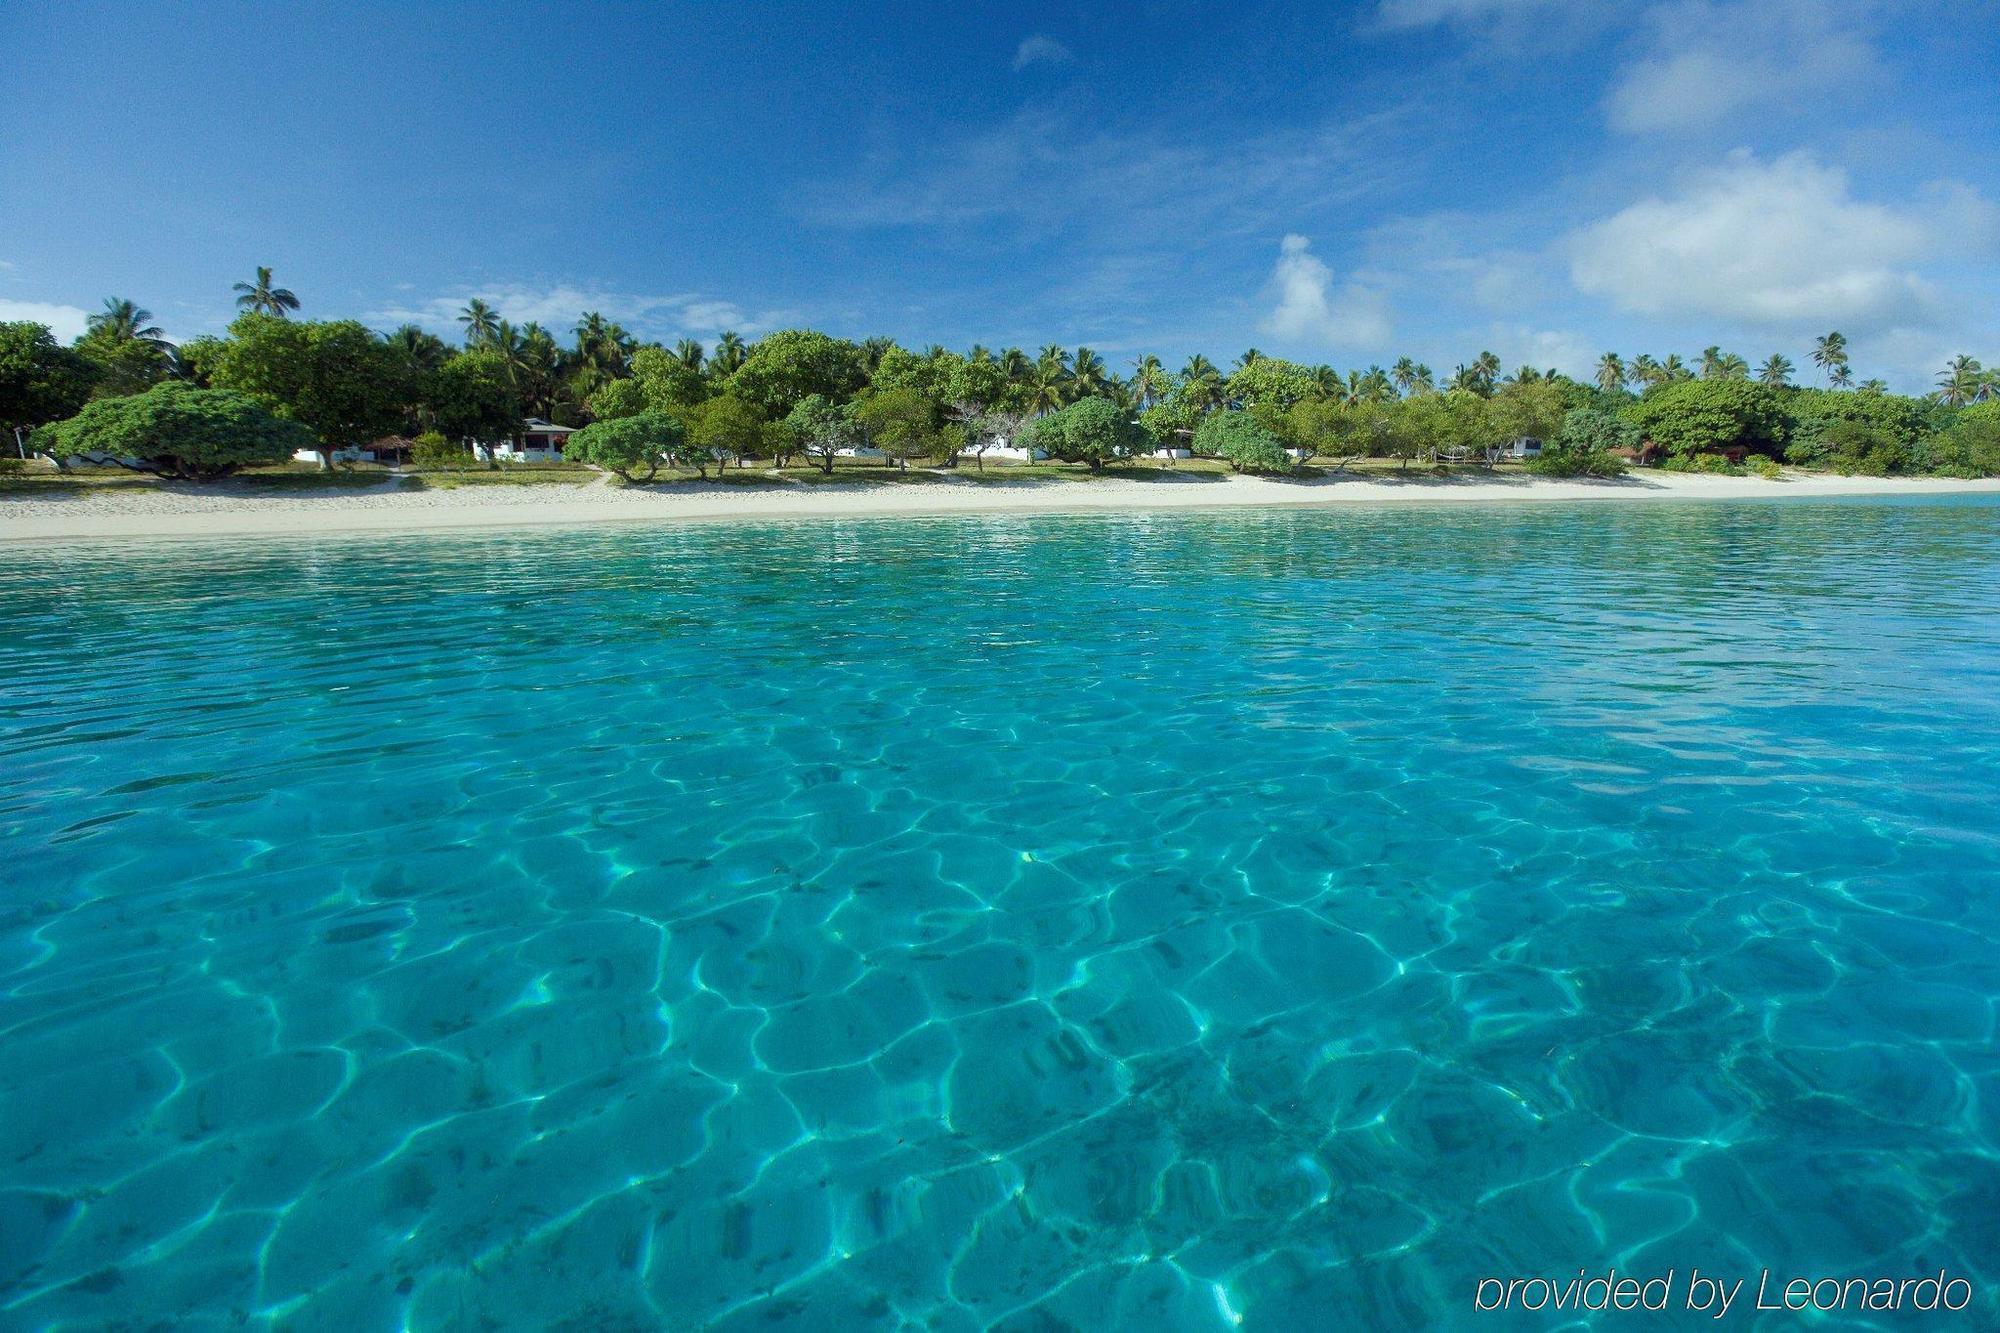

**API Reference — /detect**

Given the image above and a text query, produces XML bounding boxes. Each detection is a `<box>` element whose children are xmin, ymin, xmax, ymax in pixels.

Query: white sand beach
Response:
<box><xmin>4</xmin><ymin>470</ymin><xmax>1998</xmax><ymax>543</ymax></box>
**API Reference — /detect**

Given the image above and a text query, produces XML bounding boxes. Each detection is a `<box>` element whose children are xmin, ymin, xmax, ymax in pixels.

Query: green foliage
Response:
<box><xmin>568</xmin><ymin>412</ymin><xmax>685</xmax><ymax>482</ymax></box>
<box><xmin>409</xmin><ymin>430</ymin><xmax>466</xmax><ymax>471</ymax></box>
<box><xmin>1555</xmin><ymin>407</ymin><xmax>1640</xmax><ymax>454</ymax></box>
<box><xmin>1025</xmin><ymin>397</ymin><xmax>1146</xmax><ymax>470</ymax></box>
<box><xmin>1661</xmin><ymin>452</ymin><xmax>1744</xmax><ymax>475</ymax></box>
<box><xmin>74</xmin><ymin>325</ymin><xmax>171</xmax><ymax>398</ymax></box>
<box><xmin>422</xmin><ymin>350</ymin><xmax>519</xmax><ymax>445</ymax></box>
<box><xmin>1920</xmin><ymin>411</ymin><xmax>2000</xmax><ymax>478</ymax></box>
<box><xmin>1747</xmin><ymin>455</ymin><xmax>1783</xmax><ymax>479</ymax></box>
<box><xmin>0</xmin><ymin>321</ymin><xmax>99</xmax><ymax>431</ymax></box>
<box><xmin>683</xmin><ymin>393</ymin><xmax>771</xmax><ymax>471</ymax></box>
<box><xmin>173</xmin><ymin>336</ymin><xmax>227</xmax><ymax>387</ymax></box>
<box><xmin>851</xmin><ymin>387</ymin><xmax>944</xmax><ymax>468</ymax></box>
<box><xmin>1223</xmin><ymin>357</ymin><xmax>1321</xmax><ymax>411</ymax></box>
<box><xmin>587</xmin><ymin>376</ymin><xmax>647</xmax><ymax>421</ymax></box>
<box><xmin>1488</xmin><ymin>380</ymin><xmax>1568</xmax><ymax>443</ymax></box>
<box><xmin>784</xmin><ymin>394</ymin><xmax>859</xmax><ymax>473</ymax></box>
<box><xmin>1525</xmin><ymin>447</ymin><xmax>1627</xmax><ymax>478</ymax></box>
<box><xmin>213</xmin><ymin>315</ymin><xmax>411</xmax><ymax>464</ymax></box>
<box><xmin>1817</xmin><ymin>420</ymin><xmax>1912</xmax><ymax>476</ymax></box>
<box><xmin>1624</xmin><ymin>379</ymin><xmax>1787</xmax><ymax>459</ymax></box>
<box><xmin>629</xmin><ymin>345</ymin><xmax>709</xmax><ymax>411</ymax></box>
<box><xmin>1195</xmin><ymin>409</ymin><xmax>1293</xmax><ymax>473</ymax></box>
<box><xmin>726</xmin><ymin>330</ymin><xmax>866</xmax><ymax>417</ymax></box>
<box><xmin>36</xmin><ymin>381</ymin><xmax>312</xmax><ymax>479</ymax></box>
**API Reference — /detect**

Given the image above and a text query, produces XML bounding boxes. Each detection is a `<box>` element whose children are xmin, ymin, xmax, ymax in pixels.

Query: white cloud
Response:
<box><xmin>1013</xmin><ymin>35</ymin><xmax>1075</xmax><ymax>70</ymax></box>
<box><xmin>1486</xmin><ymin>325</ymin><xmax>1597</xmax><ymax>377</ymax></box>
<box><xmin>364</xmin><ymin>284</ymin><xmax>783</xmax><ymax>340</ymax></box>
<box><xmin>0</xmin><ymin>299</ymin><xmax>91</xmax><ymax>341</ymax></box>
<box><xmin>1261</xmin><ymin>235</ymin><xmax>1394</xmax><ymax>349</ymax></box>
<box><xmin>1568</xmin><ymin>150</ymin><xmax>1998</xmax><ymax>332</ymax></box>
<box><xmin>1607</xmin><ymin>0</ymin><xmax>1880</xmax><ymax>134</ymax></box>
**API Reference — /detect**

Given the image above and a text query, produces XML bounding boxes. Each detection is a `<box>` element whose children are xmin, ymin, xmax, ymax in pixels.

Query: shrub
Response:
<box><xmin>1195</xmin><ymin>410</ymin><xmax>1294</xmax><ymax>473</ymax></box>
<box><xmin>1661</xmin><ymin>452</ymin><xmax>1742</xmax><ymax>475</ymax></box>
<box><xmin>1525</xmin><ymin>448</ymin><xmax>1626</xmax><ymax>478</ymax></box>
<box><xmin>409</xmin><ymin>431</ymin><xmax>465</xmax><ymax>471</ymax></box>
<box><xmin>1818</xmin><ymin>420</ymin><xmax>1911</xmax><ymax>476</ymax></box>
<box><xmin>1624</xmin><ymin>379</ymin><xmax>1787</xmax><ymax>459</ymax></box>
<box><xmin>1747</xmin><ymin>455</ymin><xmax>1783</xmax><ymax>480</ymax></box>
<box><xmin>1920</xmin><ymin>413</ymin><xmax>2000</xmax><ymax>478</ymax></box>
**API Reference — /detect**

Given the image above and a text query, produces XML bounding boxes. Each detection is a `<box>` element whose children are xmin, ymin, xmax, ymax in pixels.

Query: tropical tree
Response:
<box><xmin>850</xmin><ymin>387</ymin><xmax>943</xmax><ymax>471</ymax></box>
<box><xmin>1069</xmin><ymin>347</ymin><xmax>1110</xmax><ymax>401</ymax></box>
<box><xmin>1178</xmin><ymin>355</ymin><xmax>1225</xmax><ymax>412</ymax></box>
<box><xmin>725</xmin><ymin>329</ymin><xmax>866</xmax><ymax>417</ymax></box>
<box><xmin>674</xmin><ymin>338</ymin><xmax>705</xmax><ymax>371</ymax></box>
<box><xmin>1235</xmin><ymin>348</ymin><xmax>1263</xmax><ymax>371</ymax></box>
<box><xmin>567</xmin><ymin>412</ymin><xmax>683</xmax><ymax>483</ymax></box>
<box><xmin>1758</xmin><ymin>354</ymin><xmax>1794</xmax><ymax>387</ymax></box>
<box><xmin>710</xmin><ymin>331</ymin><xmax>748</xmax><ymax>375</ymax></box>
<box><xmin>1937</xmin><ymin>355</ymin><xmax>1984</xmax><ymax>406</ymax></box>
<box><xmin>33</xmin><ymin>381</ymin><xmax>311</xmax><ymax>479</ymax></box>
<box><xmin>1623</xmin><ymin>379</ymin><xmax>1788</xmax><ymax>459</ymax></box>
<box><xmin>232</xmin><ymin>266</ymin><xmax>301</xmax><ymax>317</ymax></box>
<box><xmin>1023</xmin><ymin>397</ymin><xmax>1145</xmax><ymax>470</ymax></box>
<box><xmin>1130</xmin><ymin>354</ymin><xmax>1170</xmax><ymax>408</ymax></box>
<box><xmin>1196</xmin><ymin>409</ymin><xmax>1292</xmax><ymax>473</ymax></box>
<box><xmin>0</xmin><ymin>321</ymin><xmax>99</xmax><ymax>435</ymax></box>
<box><xmin>1391</xmin><ymin>357</ymin><xmax>1420</xmax><ymax>396</ymax></box>
<box><xmin>784</xmin><ymin>394</ymin><xmax>859</xmax><ymax>474</ymax></box>
<box><xmin>1629</xmin><ymin>354</ymin><xmax>1664</xmax><ymax>389</ymax></box>
<box><xmin>458</xmin><ymin>299</ymin><xmax>500</xmax><ymax>349</ymax></box>
<box><xmin>422</xmin><ymin>350</ymin><xmax>520</xmax><ymax>448</ymax></box>
<box><xmin>212</xmin><ymin>316</ymin><xmax>411</xmax><ymax>468</ymax></box>
<box><xmin>391</xmin><ymin>324</ymin><xmax>450</xmax><ymax>377</ymax></box>
<box><xmin>1595</xmin><ymin>353</ymin><xmax>1627</xmax><ymax>393</ymax></box>
<box><xmin>1812</xmin><ymin>331</ymin><xmax>1851</xmax><ymax>387</ymax></box>
<box><xmin>87</xmin><ymin>298</ymin><xmax>170</xmax><ymax>351</ymax></box>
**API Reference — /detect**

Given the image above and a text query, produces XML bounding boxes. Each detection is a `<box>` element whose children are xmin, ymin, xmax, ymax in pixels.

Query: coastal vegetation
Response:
<box><xmin>4</xmin><ymin>269</ymin><xmax>1997</xmax><ymax>486</ymax></box>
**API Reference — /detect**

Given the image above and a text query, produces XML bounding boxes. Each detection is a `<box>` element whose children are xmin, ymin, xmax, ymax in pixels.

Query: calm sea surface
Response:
<box><xmin>4</xmin><ymin>497</ymin><xmax>1999</xmax><ymax>1330</ymax></box>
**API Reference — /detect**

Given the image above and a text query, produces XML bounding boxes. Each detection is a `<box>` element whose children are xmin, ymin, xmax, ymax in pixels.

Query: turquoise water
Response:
<box><xmin>4</xmin><ymin>497</ymin><xmax>1999</xmax><ymax>1330</ymax></box>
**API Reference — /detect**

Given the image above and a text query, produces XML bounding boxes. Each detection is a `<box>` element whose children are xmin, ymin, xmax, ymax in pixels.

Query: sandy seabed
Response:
<box><xmin>4</xmin><ymin>469</ymin><xmax>1998</xmax><ymax>543</ymax></box>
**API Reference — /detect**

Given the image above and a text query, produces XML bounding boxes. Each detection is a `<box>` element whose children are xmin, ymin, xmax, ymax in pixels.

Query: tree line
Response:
<box><xmin>2</xmin><ymin>268</ymin><xmax>1996</xmax><ymax>481</ymax></box>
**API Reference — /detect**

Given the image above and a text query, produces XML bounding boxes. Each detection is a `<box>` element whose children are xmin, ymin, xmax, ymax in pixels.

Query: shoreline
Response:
<box><xmin>4</xmin><ymin>470</ymin><xmax>1998</xmax><ymax>543</ymax></box>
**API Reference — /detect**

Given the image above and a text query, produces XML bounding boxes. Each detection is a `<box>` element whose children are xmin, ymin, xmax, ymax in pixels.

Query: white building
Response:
<box><xmin>476</xmin><ymin>419</ymin><xmax>578</xmax><ymax>463</ymax></box>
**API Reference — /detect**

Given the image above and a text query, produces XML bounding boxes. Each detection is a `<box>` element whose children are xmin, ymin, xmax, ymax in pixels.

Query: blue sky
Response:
<box><xmin>3</xmin><ymin>0</ymin><xmax>1995</xmax><ymax>390</ymax></box>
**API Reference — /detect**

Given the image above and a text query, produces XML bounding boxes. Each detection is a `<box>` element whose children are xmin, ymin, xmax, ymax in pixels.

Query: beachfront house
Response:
<box><xmin>476</xmin><ymin>418</ymin><xmax>577</xmax><ymax>464</ymax></box>
<box><xmin>1502</xmin><ymin>436</ymin><xmax>1543</xmax><ymax>459</ymax></box>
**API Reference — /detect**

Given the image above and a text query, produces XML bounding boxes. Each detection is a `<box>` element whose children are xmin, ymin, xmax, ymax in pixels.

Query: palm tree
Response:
<box><xmin>1235</xmin><ymin>348</ymin><xmax>1263</xmax><ymax>371</ymax></box>
<box><xmin>1660</xmin><ymin>353</ymin><xmax>1692</xmax><ymax>382</ymax></box>
<box><xmin>1026</xmin><ymin>359</ymin><xmax>1070</xmax><ymax>414</ymax></box>
<box><xmin>391</xmin><ymin>324</ymin><xmax>449</xmax><ymax>375</ymax></box>
<box><xmin>1360</xmin><ymin>365</ymin><xmax>1395</xmax><ymax>402</ymax></box>
<box><xmin>233</xmin><ymin>266</ymin><xmax>301</xmax><ymax>317</ymax></box>
<box><xmin>1629</xmin><ymin>354</ymin><xmax>1663</xmax><ymax>388</ymax></box>
<box><xmin>1936</xmin><ymin>355</ymin><xmax>1983</xmax><ymax>406</ymax></box>
<box><xmin>1407</xmin><ymin>363</ymin><xmax>1436</xmax><ymax>395</ymax></box>
<box><xmin>711</xmin><ymin>331</ymin><xmax>747</xmax><ymax>375</ymax></box>
<box><xmin>1446</xmin><ymin>365</ymin><xmax>1484</xmax><ymax>396</ymax></box>
<box><xmin>674</xmin><ymin>339</ymin><xmax>705</xmax><ymax>372</ymax></box>
<box><xmin>87</xmin><ymin>298</ymin><xmax>169</xmax><ymax>350</ymax></box>
<box><xmin>1758</xmin><ymin>354</ymin><xmax>1794</xmax><ymax>387</ymax></box>
<box><xmin>999</xmin><ymin>347</ymin><xmax>1032</xmax><ymax>384</ymax></box>
<box><xmin>1311</xmin><ymin>364</ymin><xmax>1344</xmax><ymax>399</ymax></box>
<box><xmin>1472</xmin><ymin>350</ymin><xmax>1501</xmax><ymax>387</ymax></box>
<box><xmin>1856</xmin><ymin>378</ymin><xmax>1887</xmax><ymax>394</ymax></box>
<box><xmin>1717</xmin><ymin>353</ymin><xmax>1749</xmax><ymax>380</ymax></box>
<box><xmin>1391</xmin><ymin>357</ymin><xmax>1419</xmax><ymax>396</ymax></box>
<box><xmin>1130</xmin><ymin>355</ymin><xmax>1170</xmax><ymax>408</ymax></box>
<box><xmin>458</xmin><ymin>299</ymin><xmax>500</xmax><ymax>349</ymax></box>
<box><xmin>1070</xmin><ymin>347</ymin><xmax>1109</xmax><ymax>400</ymax></box>
<box><xmin>1812</xmin><ymin>331</ymin><xmax>1850</xmax><ymax>386</ymax></box>
<box><xmin>1595</xmin><ymin>353</ymin><xmax>1627</xmax><ymax>393</ymax></box>
<box><xmin>1179</xmin><ymin>355</ymin><xmax>1225</xmax><ymax>412</ymax></box>
<box><xmin>860</xmin><ymin>336</ymin><xmax>895</xmax><ymax>372</ymax></box>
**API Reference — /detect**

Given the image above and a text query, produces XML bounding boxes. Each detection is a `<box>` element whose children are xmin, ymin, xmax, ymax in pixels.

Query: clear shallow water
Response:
<box><xmin>3</xmin><ymin>497</ymin><xmax>1999</xmax><ymax>1331</ymax></box>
